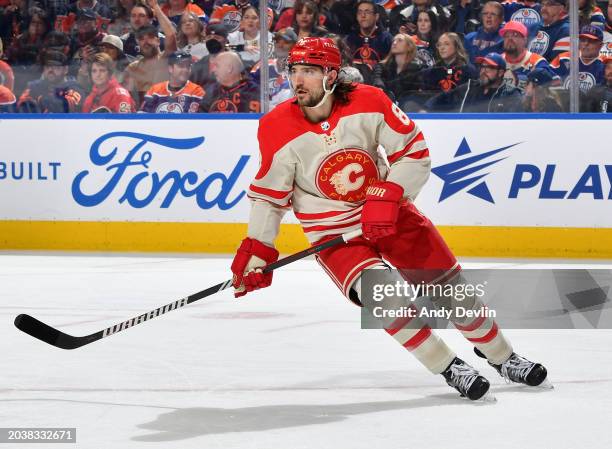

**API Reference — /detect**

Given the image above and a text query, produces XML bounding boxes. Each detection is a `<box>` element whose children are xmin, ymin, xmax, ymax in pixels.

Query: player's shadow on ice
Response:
<box><xmin>133</xmin><ymin>395</ymin><xmax>483</xmax><ymax>442</ymax></box>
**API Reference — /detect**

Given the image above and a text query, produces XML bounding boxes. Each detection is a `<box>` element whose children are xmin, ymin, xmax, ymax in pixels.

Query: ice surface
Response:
<box><xmin>2</xmin><ymin>252</ymin><xmax>611</xmax><ymax>449</ymax></box>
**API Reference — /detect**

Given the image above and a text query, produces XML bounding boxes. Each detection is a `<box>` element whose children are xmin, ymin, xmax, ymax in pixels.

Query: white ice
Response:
<box><xmin>2</xmin><ymin>252</ymin><xmax>612</xmax><ymax>449</ymax></box>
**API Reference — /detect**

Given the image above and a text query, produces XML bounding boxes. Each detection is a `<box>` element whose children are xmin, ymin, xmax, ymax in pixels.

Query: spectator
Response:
<box><xmin>579</xmin><ymin>0</ymin><xmax>606</xmax><ymax>29</ymax></box>
<box><xmin>0</xmin><ymin>0</ymin><xmax>29</xmax><ymax>46</ymax></box>
<box><xmin>177</xmin><ymin>11</ymin><xmax>207</xmax><ymax>61</ymax></box>
<box><xmin>372</xmin><ymin>33</ymin><xmax>424</xmax><ymax>104</ymax></box>
<box><xmin>327</xmin><ymin>0</ymin><xmax>358</xmax><ymax>35</ymax></box>
<box><xmin>140</xmin><ymin>51</ymin><xmax>204</xmax><ymax>112</ymax></box>
<box><xmin>227</xmin><ymin>5</ymin><xmax>274</xmax><ymax>70</ymax></box>
<box><xmin>551</xmin><ymin>25</ymin><xmax>605</xmax><ymax>92</ymax></box>
<box><xmin>199</xmin><ymin>50</ymin><xmax>260</xmax><ymax>112</ymax></box>
<box><xmin>0</xmin><ymin>82</ymin><xmax>16</xmax><ymax>112</ymax></box>
<box><xmin>82</xmin><ymin>52</ymin><xmax>135</xmax><ymax>112</ymax></box>
<box><xmin>291</xmin><ymin>0</ymin><xmax>327</xmax><ymax>39</ymax></box>
<box><xmin>581</xmin><ymin>56</ymin><xmax>612</xmax><ymax>112</ymax></box>
<box><xmin>413</xmin><ymin>9</ymin><xmax>441</xmax><ymax>67</ymax></box>
<box><xmin>0</xmin><ymin>37</ymin><xmax>15</xmax><ymax>91</ymax></box>
<box><xmin>72</xmin><ymin>8</ymin><xmax>106</xmax><ymax>84</ymax></box>
<box><xmin>446</xmin><ymin>0</ymin><xmax>481</xmax><ymax>35</ymax></box>
<box><xmin>605</xmin><ymin>0</ymin><xmax>612</xmax><ymax>43</ymax></box>
<box><xmin>98</xmin><ymin>34</ymin><xmax>133</xmax><ymax>84</ymax></box>
<box><xmin>66</xmin><ymin>0</ymin><xmax>113</xmax><ymax>20</ymax></box>
<box><xmin>250</xmin><ymin>27</ymin><xmax>297</xmax><ymax>108</ymax></box>
<box><xmin>501</xmin><ymin>20</ymin><xmax>556</xmax><ymax>90</ymax></box>
<box><xmin>209</xmin><ymin>0</ymin><xmax>251</xmax><ymax>34</ymax></box>
<box><xmin>502</xmin><ymin>0</ymin><xmax>542</xmax><ymax>38</ymax></box>
<box><xmin>107</xmin><ymin>0</ymin><xmax>135</xmax><ymax>37</ymax></box>
<box><xmin>190</xmin><ymin>22</ymin><xmax>228</xmax><ymax>91</ymax></box>
<box><xmin>529</xmin><ymin>0</ymin><xmax>570</xmax><ymax>62</ymax></box>
<box><xmin>124</xmin><ymin>0</ymin><xmax>177</xmax><ymax>104</ymax></box>
<box><xmin>464</xmin><ymin>1</ymin><xmax>504</xmax><ymax>64</ymax></box>
<box><xmin>522</xmin><ymin>67</ymin><xmax>565</xmax><ymax>112</ymax></box>
<box><xmin>398</xmin><ymin>0</ymin><xmax>450</xmax><ymax>35</ymax></box>
<box><xmin>421</xmin><ymin>31</ymin><xmax>478</xmax><ymax>95</ymax></box>
<box><xmin>6</xmin><ymin>6</ymin><xmax>50</xmax><ymax>67</ymax></box>
<box><xmin>121</xmin><ymin>2</ymin><xmax>165</xmax><ymax>58</ymax></box>
<box><xmin>161</xmin><ymin>0</ymin><xmax>206</xmax><ymax>28</ymax></box>
<box><xmin>345</xmin><ymin>0</ymin><xmax>393</xmax><ymax>82</ymax></box>
<box><xmin>18</xmin><ymin>49</ymin><xmax>85</xmax><ymax>112</ymax></box>
<box><xmin>426</xmin><ymin>51</ymin><xmax>523</xmax><ymax>112</ymax></box>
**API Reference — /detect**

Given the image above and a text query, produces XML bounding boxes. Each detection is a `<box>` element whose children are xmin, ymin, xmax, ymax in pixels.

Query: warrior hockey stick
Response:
<box><xmin>14</xmin><ymin>229</ymin><xmax>363</xmax><ymax>350</ymax></box>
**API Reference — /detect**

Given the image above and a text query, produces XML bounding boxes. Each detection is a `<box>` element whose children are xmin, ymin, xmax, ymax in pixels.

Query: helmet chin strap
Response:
<box><xmin>304</xmin><ymin>74</ymin><xmax>336</xmax><ymax>110</ymax></box>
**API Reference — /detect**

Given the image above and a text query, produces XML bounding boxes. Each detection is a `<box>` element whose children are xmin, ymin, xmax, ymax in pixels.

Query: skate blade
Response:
<box><xmin>534</xmin><ymin>378</ymin><xmax>554</xmax><ymax>390</ymax></box>
<box><xmin>478</xmin><ymin>390</ymin><xmax>498</xmax><ymax>403</ymax></box>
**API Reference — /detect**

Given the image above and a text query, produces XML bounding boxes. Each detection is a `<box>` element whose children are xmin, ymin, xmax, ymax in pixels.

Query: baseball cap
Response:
<box><xmin>41</xmin><ymin>50</ymin><xmax>68</xmax><ymax>67</ymax></box>
<box><xmin>135</xmin><ymin>25</ymin><xmax>158</xmax><ymax>39</ymax></box>
<box><xmin>101</xmin><ymin>34</ymin><xmax>124</xmax><ymax>52</ymax></box>
<box><xmin>206</xmin><ymin>23</ymin><xmax>228</xmax><ymax>39</ymax></box>
<box><xmin>77</xmin><ymin>8</ymin><xmax>97</xmax><ymax>21</ymax></box>
<box><xmin>274</xmin><ymin>28</ymin><xmax>298</xmax><ymax>43</ymax></box>
<box><xmin>168</xmin><ymin>51</ymin><xmax>192</xmax><ymax>66</ymax></box>
<box><xmin>475</xmin><ymin>52</ymin><xmax>506</xmax><ymax>70</ymax></box>
<box><xmin>579</xmin><ymin>25</ymin><xmax>603</xmax><ymax>42</ymax></box>
<box><xmin>527</xmin><ymin>68</ymin><xmax>555</xmax><ymax>86</ymax></box>
<box><xmin>500</xmin><ymin>21</ymin><xmax>528</xmax><ymax>38</ymax></box>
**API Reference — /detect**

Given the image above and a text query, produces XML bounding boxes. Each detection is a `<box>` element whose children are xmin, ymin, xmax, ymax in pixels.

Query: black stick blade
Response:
<box><xmin>14</xmin><ymin>314</ymin><xmax>85</xmax><ymax>350</ymax></box>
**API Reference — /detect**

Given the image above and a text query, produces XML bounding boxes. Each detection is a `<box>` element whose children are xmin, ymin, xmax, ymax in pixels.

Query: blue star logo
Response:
<box><xmin>431</xmin><ymin>138</ymin><xmax>520</xmax><ymax>204</ymax></box>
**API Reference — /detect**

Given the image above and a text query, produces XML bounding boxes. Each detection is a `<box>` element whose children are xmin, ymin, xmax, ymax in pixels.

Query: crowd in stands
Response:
<box><xmin>0</xmin><ymin>0</ymin><xmax>611</xmax><ymax>113</ymax></box>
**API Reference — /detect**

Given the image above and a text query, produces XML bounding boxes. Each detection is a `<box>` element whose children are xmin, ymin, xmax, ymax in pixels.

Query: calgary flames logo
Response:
<box><xmin>316</xmin><ymin>149</ymin><xmax>378</xmax><ymax>202</ymax></box>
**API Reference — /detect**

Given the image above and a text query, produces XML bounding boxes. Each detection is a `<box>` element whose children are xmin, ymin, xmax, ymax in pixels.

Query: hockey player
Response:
<box><xmin>230</xmin><ymin>37</ymin><xmax>549</xmax><ymax>401</ymax></box>
<box><xmin>140</xmin><ymin>51</ymin><xmax>204</xmax><ymax>113</ymax></box>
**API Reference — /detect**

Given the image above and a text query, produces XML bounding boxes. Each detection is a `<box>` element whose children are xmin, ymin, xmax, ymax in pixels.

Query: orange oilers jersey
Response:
<box><xmin>247</xmin><ymin>84</ymin><xmax>431</xmax><ymax>245</ymax></box>
<box><xmin>140</xmin><ymin>81</ymin><xmax>205</xmax><ymax>113</ymax></box>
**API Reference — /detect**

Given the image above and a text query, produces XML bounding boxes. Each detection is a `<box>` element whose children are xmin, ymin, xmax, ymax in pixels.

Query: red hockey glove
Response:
<box><xmin>231</xmin><ymin>238</ymin><xmax>279</xmax><ymax>298</ymax></box>
<box><xmin>361</xmin><ymin>181</ymin><xmax>404</xmax><ymax>241</ymax></box>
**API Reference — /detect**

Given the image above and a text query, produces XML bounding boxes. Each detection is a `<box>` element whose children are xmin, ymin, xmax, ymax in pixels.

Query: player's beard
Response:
<box><xmin>295</xmin><ymin>85</ymin><xmax>325</xmax><ymax>107</ymax></box>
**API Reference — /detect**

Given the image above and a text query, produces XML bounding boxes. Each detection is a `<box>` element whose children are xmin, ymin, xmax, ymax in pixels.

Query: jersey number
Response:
<box><xmin>391</xmin><ymin>103</ymin><xmax>411</xmax><ymax>126</ymax></box>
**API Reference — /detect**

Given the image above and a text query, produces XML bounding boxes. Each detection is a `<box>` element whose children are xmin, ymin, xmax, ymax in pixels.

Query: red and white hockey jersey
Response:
<box><xmin>247</xmin><ymin>84</ymin><xmax>431</xmax><ymax>245</ymax></box>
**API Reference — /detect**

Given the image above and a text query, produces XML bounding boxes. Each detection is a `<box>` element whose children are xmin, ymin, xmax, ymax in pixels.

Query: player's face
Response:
<box><xmin>579</xmin><ymin>37</ymin><xmax>603</xmax><ymax>59</ymax></box>
<box><xmin>417</xmin><ymin>12</ymin><xmax>431</xmax><ymax>35</ymax></box>
<box><xmin>130</xmin><ymin>7</ymin><xmax>150</xmax><ymax>29</ymax></box>
<box><xmin>541</xmin><ymin>0</ymin><xmax>564</xmax><ymax>26</ymax></box>
<box><xmin>289</xmin><ymin>64</ymin><xmax>326</xmax><ymax>107</ymax></box>
<box><xmin>43</xmin><ymin>65</ymin><xmax>68</xmax><ymax>84</ymax></box>
<box><xmin>481</xmin><ymin>5</ymin><xmax>502</xmax><ymax>32</ymax></box>
<box><xmin>503</xmin><ymin>31</ymin><xmax>526</xmax><ymax>55</ymax></box>
<box><xmin>605</xmin><ymin>62</ymin><xmax>612</xmax><ymax>86</ymax></box>
<box><xmin>356</xmin><ymin>4</ymin><xmax>377</xmax><ymax>30</ymax></box>
<box><xmin>169</xmin><ymin>61</ymin><xmax>191</xmax><ymax>85</ymax></box>
<box><xmin>91</xmin><ymin>62</ymin><xmax>111</xmax><ymax>87</ymax></box>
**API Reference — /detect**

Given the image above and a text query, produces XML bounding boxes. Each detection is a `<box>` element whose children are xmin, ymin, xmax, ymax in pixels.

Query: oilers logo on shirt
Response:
<box><xmin>511</xmin><ymin>8</ymin><xmax>542</xmax><ymax>30</ymax></box>
<box><xmin>529</xmin><ymin>31</ymin><xmax>551</xmax><ymax>56</ymax></box>
<box><xmin>563</xmin><ymin>72</ymin><xmax>598</xmax><ymax>93</ymax></box>
<box><xmin>222</xmin><ymin>11</ymin><xmax>242</xmax><ymax>33</ymax></box>
<box><xmin>600</xmin><ymin>42</ymin><xmax>612</xmax><ymax>58</ymax></box>
<box><xmin>315</xmin><ymin>149</ymin><xmax>379</xmax><ymax>202</ymax></box>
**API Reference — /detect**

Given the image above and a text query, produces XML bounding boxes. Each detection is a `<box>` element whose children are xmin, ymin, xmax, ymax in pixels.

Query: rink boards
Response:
<box><xmin>0</xmin><ymin>113</ymin><xmax>611</xmax><ymax>257</ymax></box>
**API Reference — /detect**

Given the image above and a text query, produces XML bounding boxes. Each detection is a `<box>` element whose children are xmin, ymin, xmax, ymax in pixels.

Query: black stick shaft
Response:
<box><xmin>15</xmin><ymin>229</ymin><xmax>362</xmax><ymax>349</ymax></box>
